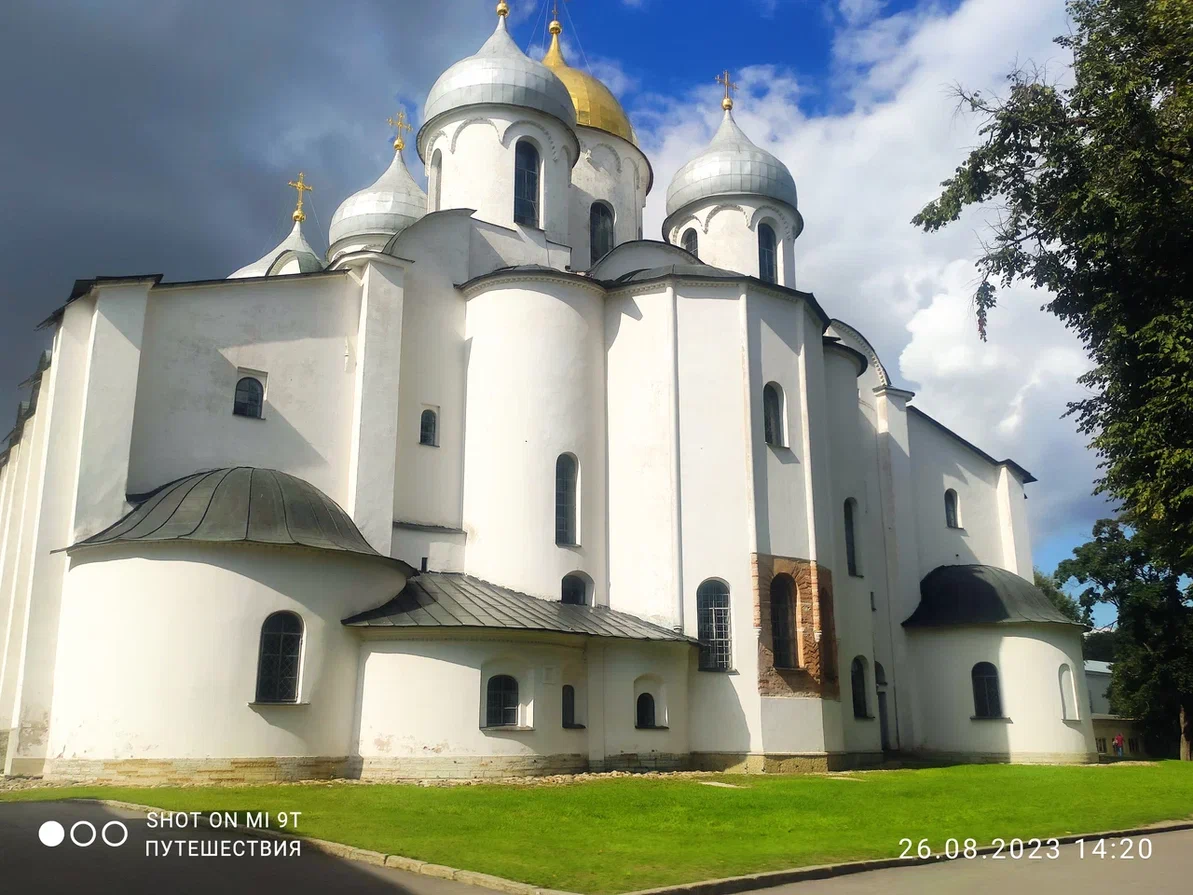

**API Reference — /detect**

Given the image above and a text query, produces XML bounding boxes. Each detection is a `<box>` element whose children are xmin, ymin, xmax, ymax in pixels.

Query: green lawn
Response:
<box><xmin>4</xmin><ymin>763</ymin><xmax>1193</xmax><ymax>893</ymax></box>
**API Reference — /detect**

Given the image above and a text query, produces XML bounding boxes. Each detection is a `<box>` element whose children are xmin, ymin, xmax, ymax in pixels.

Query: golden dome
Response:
<box><xmin>542</xmin><ymin>21</ymin><xmax>637</xmax><ymax>146</ymax></box>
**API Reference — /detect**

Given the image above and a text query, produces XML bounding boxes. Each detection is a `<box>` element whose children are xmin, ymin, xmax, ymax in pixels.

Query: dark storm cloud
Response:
<box><xmin>0</xmin><ymin>0</ymin><xmax>491</xmax><ymax>409</ymax></box>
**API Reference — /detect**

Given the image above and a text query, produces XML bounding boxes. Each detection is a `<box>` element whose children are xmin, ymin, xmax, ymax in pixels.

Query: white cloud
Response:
<box><xmin>633</xmin><ymin>0</ymin><xmax>1111</xmax><ymax>551</ymax></box>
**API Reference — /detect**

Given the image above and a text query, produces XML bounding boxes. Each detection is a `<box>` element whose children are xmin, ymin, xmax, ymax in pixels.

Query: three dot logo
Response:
<box><xmin>39</xmin><ymin>819</ymin><xmax>128</xmax><ymax>848</ymax></box>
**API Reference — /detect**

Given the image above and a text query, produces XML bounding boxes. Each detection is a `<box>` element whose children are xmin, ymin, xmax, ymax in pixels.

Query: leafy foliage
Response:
<box><xmin>913</xmin><ymin>0</ymin><xmax>1193</xmax><ymax>569</ymax></box>
<box><xmin>1083</xmin><ymin>628</ymin><xmax>1120</xmax><ymax>662</ymax></box>
<box><xmin>1056</xmin><ymin>518</ymin><xmax>1193</xmax><ymax>758</ymax></box>
<box><xmin>1034</xmin><ymin>567</ymin><xmax>1083</xmax><ymax>624</ymax></box>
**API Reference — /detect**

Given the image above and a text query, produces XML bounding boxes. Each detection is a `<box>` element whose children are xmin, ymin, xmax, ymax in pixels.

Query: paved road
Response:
<box><xmin>0</xmin><ymin>800</ymin><xmax>483</xmax><ymax>895</ymax></box>
<box><xmin>763</xmin><ymin>829</ymin><xmax>1193</xmax><ymax>894</ymax></box>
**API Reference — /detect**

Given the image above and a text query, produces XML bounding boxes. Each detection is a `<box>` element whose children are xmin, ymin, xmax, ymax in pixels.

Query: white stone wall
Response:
<box><xmin>666</xmin><ymin>199</ymin><xmax>799</xmax><ymax>288</ymax></box>
<box><xmin>568</xmin><ymin>128</ymin><xmax>650</xmax><ymax>269</ymax></box>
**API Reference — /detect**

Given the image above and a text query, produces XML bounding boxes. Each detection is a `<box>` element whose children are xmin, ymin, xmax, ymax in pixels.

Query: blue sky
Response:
<box><xmin>0</xmin><ymin>0</ymin><xmax>1115</xmax><ymax>622</ymax></box>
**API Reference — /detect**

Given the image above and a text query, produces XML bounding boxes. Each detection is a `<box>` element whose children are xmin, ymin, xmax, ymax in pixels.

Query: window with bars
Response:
<box><xmin>590</xmin><ymin>202</ymin><xmax>614</xmax><ymax>265</ymax></box>
<box><xmin>514</xmin><ymin>140</ymin><xmax>540</xmax><ymax>227</ymax></box>
<box><xmin>555</xmin><ymin>454</ymin><xmax>578</xmax><ymax>546</ymax></box>
<box><xmin>971</xmin><ymin>662</ymin><xmax>1002</xmax><ymax>718</ymax></box>
<box><xmin>681</xmin><ymin>227</ymin><xmax>698</xmax><ymax>258</ymax></box>
<box><xmin>1095</xmin><ymin>737</ymin><xmax>1107</xmax><ymax>753</ymax></box>
<box><xmin>419</xmin><ymin>408</ymin><xmax>438</xmax><ymax>446</ymax></box>
<box><xmin>233</xmin><ymin>376</ymin><xmax>264</xmax><ymax>419</ymax></box>
<box><xmin>696</xmin><ymin>579</ymin><xmax>732</xmax><ymax>671</ymax></box>
<box><xmin>758</xmin><ymin>222</ymin><xmax>778</xmax><ymax>283</ymax></box>
<box><xmin>485</xmin><ymin>674</ymin><xmax>519</xmax><ymax>727</ymax></box>
<box><xmin>770</xmin><ymin>574</ymin><xmax>796</xmax><ymax>668</ymax></box>
<box><xmin>255</xmin><ymin>611</ymin><xmax>303</xmax><ymax>703</ymax></box>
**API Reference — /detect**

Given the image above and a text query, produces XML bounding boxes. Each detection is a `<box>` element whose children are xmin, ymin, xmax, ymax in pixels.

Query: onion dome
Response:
<box><xmin>70</xmin><ymin>467</ymin><xmax>414</xmax><ymax>572</ymax></box>
<box><xmin>230</xmin><ymin>172</ymin><xmax>324</xmax><ymax>278</ymax></box>
<box><xmin>417</xmin><ymin>2</ymin><xmax>576</xmax><ymax>158</ymax></box>
<box><xmin>541</xmin><ymin>18</ymin><xmax>636</xmax><ymax>146</ymax></box>
<box><xmin>664</xmin><ymin>106</ymin><xmax>799</xmax><ymax>226</ymax></box>
<box><xmin>329</xmin><ymin>118</ymin><xmax>427</xmax><ymax>253</ymax></box>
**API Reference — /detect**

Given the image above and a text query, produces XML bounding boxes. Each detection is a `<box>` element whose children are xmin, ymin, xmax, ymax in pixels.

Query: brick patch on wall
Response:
<box><xmin>752</xmin><ymin>553</ymin><xmax>839</xmax><ymax>699</ymax></box>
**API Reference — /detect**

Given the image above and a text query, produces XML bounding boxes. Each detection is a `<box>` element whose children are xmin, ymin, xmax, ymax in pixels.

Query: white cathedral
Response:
<box><xmin>0</xmin><ymin>4</ymin><xmax>1096</xmax><ymax>782</ymax></box>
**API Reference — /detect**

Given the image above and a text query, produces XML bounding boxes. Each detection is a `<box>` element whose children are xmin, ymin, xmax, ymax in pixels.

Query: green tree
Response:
<box><xmin>1034</xmin><ymin>567</ymin><xmax>1084</xmax><ymax>624</ymax></box>
<box><xmin>1056</xmin><ymin>518</ymin><xmax>1193</xmax><ymax>758</ymax></box>
<box><xmin>1083</xmin><ymin>628</ymin><xmax>1119</xmax><ymax>662</ymax></box>
<box><xmin>912</xmin><ymin>0</ymin><xmax>1193</xmax><ymax>570</ymax></box>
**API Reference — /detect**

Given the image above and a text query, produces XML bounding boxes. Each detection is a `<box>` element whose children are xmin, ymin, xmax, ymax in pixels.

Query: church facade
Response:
<box><xmin>0</xmin><ymin>5</ymin><xmax>1095</xmax><ymax>782</ymax></box>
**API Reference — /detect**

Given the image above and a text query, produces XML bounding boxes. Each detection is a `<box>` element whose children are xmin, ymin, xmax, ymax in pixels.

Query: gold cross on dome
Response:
<box><xmin>288</xmin><ymin>172</ymin><xmax>313</xmax><ymax>222</ymax></box>
<box><xmin>716</xmin><ymin>69</ymin><xmax>738</xmax><ymax>110</ymax></box>
<box><xmin>387</xmin><ymin>109</ymin><xmax>413</xmax><ymax>152</ymax></box>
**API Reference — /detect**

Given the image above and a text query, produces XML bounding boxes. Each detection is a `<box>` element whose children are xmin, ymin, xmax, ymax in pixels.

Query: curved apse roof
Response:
<box><xmin>904</xmin><ymin>564</ymin><xmax>1083</xmax><ymax>628</ymax></box>
<box><xmin>70</xmin><ymin>467</ymin><xmax>413</xmax><ymax>572</ymax></box>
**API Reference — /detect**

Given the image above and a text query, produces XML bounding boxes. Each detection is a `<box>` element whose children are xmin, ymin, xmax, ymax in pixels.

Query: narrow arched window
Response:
<box><xmin>419</xmin><ymin>408</ymin><xmax>438</xmax><ymax>446</ymax></box>
<box><xmin>562</xmin><ymin>684</ymin><xmax>577</xmax><ymax>727</ymax></box>
<box><xmin>681</xmin><ymin>227</ymin><xmax>699</xmax><ymax>258</ymax></box>
<box><xmin>844</xmin><ymin>498</ymin><xmax>860</xmax><ymax>577</ymax></box>
<box><xmin>770</xmin><ymin>574</ymin><xmax>796</xmax><ymax>668</ymax></box>
<box><xmin>255</xmin><ymin>611</ymin><xmax>303</xmax><ymax>703</ymax></box>
<box><xmin>763</xmin><ymin>382</ymin><xmax>784</xmax><ymax>447</ymax></box>
<box><xmin>972</xmin><ymin>662</ymin><xmax>1002</xmax><ymax>719</ymax></box>
<box><xmin>636</xmin><ymin>692</ymin><xmax>656</xmax><ymax>728</ymax></box>
<box><xmin>945</xmin><ymin>489</ymin><xmax>960</xmax><ymax>528</ymax></box>
<box><xmin>696</xmin><ymin>579</ymin><xmax>732</xmax><ymax>671</ymax></box>
<box><xmin>486</xmin><ymin>674</ymin><xmax>519</xmax><ymax>727</ymax></box>
<box><xmin>233</xmin><ymin>377</ymin><xmax>264</xmax><ymax>419</ymax></box>
<box><xmin>561</xmin><ymin>574</ymin><xmax>587</xmax><ymax>605</ymax></box>
<box><xmin>758</xmin><ymin>223</ymin><xmax>778</xmax><ymax>283</ymax></box>
<box><xmin>555</xmin><ymin>454</ymin><xmax>578</xmax><ymax>546</ymax></box>
<box><xmin>590</xmin><ymin>202</ymin><xmax>614</xmax><ymax>265</ymax></box>
<box><xmin>429</xmin><ymin>148</ymin><xmax>443</xmax><ymax>212</ymax></box>
<box><xmin>851</xmin><ymin>656</ymin><xmax>868</xmax><ymax>718</ymax></box>
<box><xmin>874</xmin><ymin>661</ymin><xmax>887</xmax><ymax>687</ymax></box>
<box><xmin>1059</xmin><ymin>664</ymin><xmax>1078</xmax><ymax>720</ymax></box>
<box><xmin>514</xmin><ymin>140</ymin><xmax>540</xmax><ymax>227</ymax></box>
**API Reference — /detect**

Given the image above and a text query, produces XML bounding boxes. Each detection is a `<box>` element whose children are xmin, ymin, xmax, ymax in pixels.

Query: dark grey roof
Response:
<box><xmin>70</xmin><ymin>467</ymin><xmax>414</xmax><ymax>573</ymax></box>
<box><xmin>343</xmin><ymin>572</ymin><xmax>696</xmax><ymax>643</ymax></box>
<box><xmin>903</xmin><ymin>564</ymin><xmax>1083</xmax><ymax>628</ymax></box>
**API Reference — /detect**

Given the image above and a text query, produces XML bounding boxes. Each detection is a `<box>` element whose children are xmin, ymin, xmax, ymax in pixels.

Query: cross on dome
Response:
<box><xmin>716</xmin><ymin>69</ymin><xmax>738</xmax><ymax>111</ymax></box>
<box><xmin>288</xmin><ymin>172</ymin><xmax>313</xmax><ymax>223</ymax></box>
<box><xmin>387</xmin><ymin>110</ymin><xmax>413</xmax><ymax>152</ymax></box>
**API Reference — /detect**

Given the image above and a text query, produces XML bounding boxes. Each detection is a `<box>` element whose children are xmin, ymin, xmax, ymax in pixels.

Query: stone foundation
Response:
<box><xmin>45</xmin><ymin>756</ymin><xmax>351</xmax><ymax>785</ymax></box>
<box><xmin>357</xmin><ymin>753</ymin><xmax>588</xmax><ymax>781</ymax></box>
<box><xmin>690</xmin><ymin>751</ymin><xmax>885</xmax><ymax>773</ymax></box>
<box><xmin>908</xmin><ymin>749</ymin><xmax>1099</xmax><ymax>765</ymax></box>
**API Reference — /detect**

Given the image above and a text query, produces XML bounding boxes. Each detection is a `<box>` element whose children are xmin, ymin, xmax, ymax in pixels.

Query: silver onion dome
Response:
<box><xmin>229</xmin><ymin>220</ymin><xmax>323</xmax><ymax>279</ymax></box>
<box><xmin>664</xmin><ymin>109</ymin><xmax>798</xmax><ymax>221</ymax></box>
<box><xmin>329</xmin><ymin>149</ymin><xmax>427</xmax><ymax>251</ymax></box>
<box><xmin>417</xmin><ymin>13</ymin><xmax>576</xmax><ymax>159</ymax></box>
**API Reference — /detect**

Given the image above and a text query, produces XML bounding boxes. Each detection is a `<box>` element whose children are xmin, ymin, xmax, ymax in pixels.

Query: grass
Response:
<box><xmin>4</xmin><ymin>762</ymin><xmax>1193</xmax><ymax>893</ymax></box>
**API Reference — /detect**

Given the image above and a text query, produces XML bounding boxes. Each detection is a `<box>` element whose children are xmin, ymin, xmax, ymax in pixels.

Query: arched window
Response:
<box><xmin>945</xmin><ymin>489</ymin><xmax>960</xmax><ymax>528</ymax></box>
<box><xmin>555</xmin><ymin>454</ymin><xmax>578</xmax><ymax>546</ymax></box>
<box><xmin>972</xmin><ymin>662</ymin><xmax>1002</xmax><ymax>719</ymax></box>
<box><xmin>514</xmin><ymin>140</ymin><xmax>540</xmax><ymax>227</ymax></box>
<box><xmin>419</xmin><ymin>408</ymin><xmax>438</xmax><ymax>446</ymax></box>
<box><xmin>255</xmin><ymin>611</ymin><xmax>303</xmax><ymax>703</ymax></box>
<box><xmin>770</xmin><ymin>574</ymin><xmax>796</xmax><ymax>668</ymax></box>
<box><xmin>763</xmin><ymin>382</ymin><xmax>784</xmax><ymax>447</ymax></box>
<box><xmin>696</xmin><ymin>579</ymin><xmax>732</xmax><ymax>671</ymax></box>
<box><xmin>485</xmin><ymin>674</ymin><xmax>519</xmax><ymax>727</ymax></box>
<box><xmin>233</xmin><ymin>376</ymin><xmax>264</xmax><ymax>419</ymax></box>
<box><xmin>681</xmin><ymin>227</ymin><xmax>699</xmax><ymax>258</ymax></box>
<box><xmin>635</xmin><ymin>692</ymin><xmax>656</xmax><ymax>728</ymax></box>
<box><xmin>844</xmin><ymin>498</ymin><xmax>860</xmax><ymax>577</ymax></box>
<box><xmin>429</xmin><ymin>148</ymin><xmax>443</xmax><ymax>212</ymax></box>
<box><xmin>590</xmin><ymin>202</ymin><xmax>614</xmax><ymax>265</ymax></box>
<box><xmin>1059</xmin><ymin>664</ymin><xmax>1078</xmax><ymax>720</ymax></box>
<box><xmin>562</xmin><ymin>684</ymin><xmax>578</xmax><ymax>728</ymax></box>
<box><xmin>758</xmin><ymin>223</ymin><xmax>778</xmax><ymax>283</ymax></box>
<box><xmin>874</xmin><ymin>661</ymin><xmax>887</xmax><ymax>687</ymax></box>
<box><xmin>850</xmin><ymin>656</ymin><xmax>869</xmax><ymax>718</ymax></box>
<box><xmin>561</xmin><ymin>574</ymin><xmax>587</xmax><ymax>606</ymax></box>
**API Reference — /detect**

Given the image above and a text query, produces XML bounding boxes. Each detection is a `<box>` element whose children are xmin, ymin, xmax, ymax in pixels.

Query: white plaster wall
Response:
<box><xmin>600</xmin><ymin>640</ymin><xmax>690</xmax><ymax>759</ymax></box>
<box><xmin>908</xmin><ymin>410</ymin><xmax>1008</xmax><ymax>576</ymax></box>
<box><xmin>568</xmin><ymin>129</ymin><xmax>649</xmax><ymax>269</ymax></box>
<box><xmin>760</xmin><ymin>697</ymin><xmax>834</xmax><ymax>753</ymax></box>
<box><xmin>666</xmin><ymin>199</ymin><xmax>799</xmax><ymax>288</ymax></box>
<box><xmin>391</xmin><ymin>526</ymin><xmax>466</xmax><ymax>574</ymax></box>
<box><xmin>997</xmin><ymin>466</ymin><xmax>1034</xmax><ymax>576</ymax></box>
<box><xmin>461</xmin><ymin>277</ymin><xmax>607</xmax><ymax>602</ymax></box>
<box><xmin>424</xmin><ymin>107</ymin><xmax>578</xmax><ymax>246</ymax></box>
<box><xmin>49</xmin><ymin>543</ymin><xmax>408</xmax><ymax>760</ymax></box>
<box><xmin>605</xmin><ymin>287</ymin><xmax>678</xmax><ymax>626</ymax></box>
<box><xmin>908</xmin><ymin>625</ymin><xmax>1096</xmax><ymax>760</ymax></box>
<box><xmin>127</xmin><ymin>274</ymin><xmax>359</xmax><ymax>508</ymax></box>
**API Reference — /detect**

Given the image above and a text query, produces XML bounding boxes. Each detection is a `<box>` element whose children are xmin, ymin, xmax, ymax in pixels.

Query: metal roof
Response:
<box><xmin>343</xmin><ymin>572</ymin><xmax>696</xmax><ymax>644</ymax></box>
<box><xmin>1085</xmin><ymin>660</ymin><xmax>1113</xmax><ymax>674</ymax></box>
<box><xmin>904</xmin><ymin>564</ymin><xmax>1084</xmax><ymax>628</ymax></box>
<box><xmin>69</xmin><ymin>467</ymin><xmax>414</xmax><ymax>573</ymax></box>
